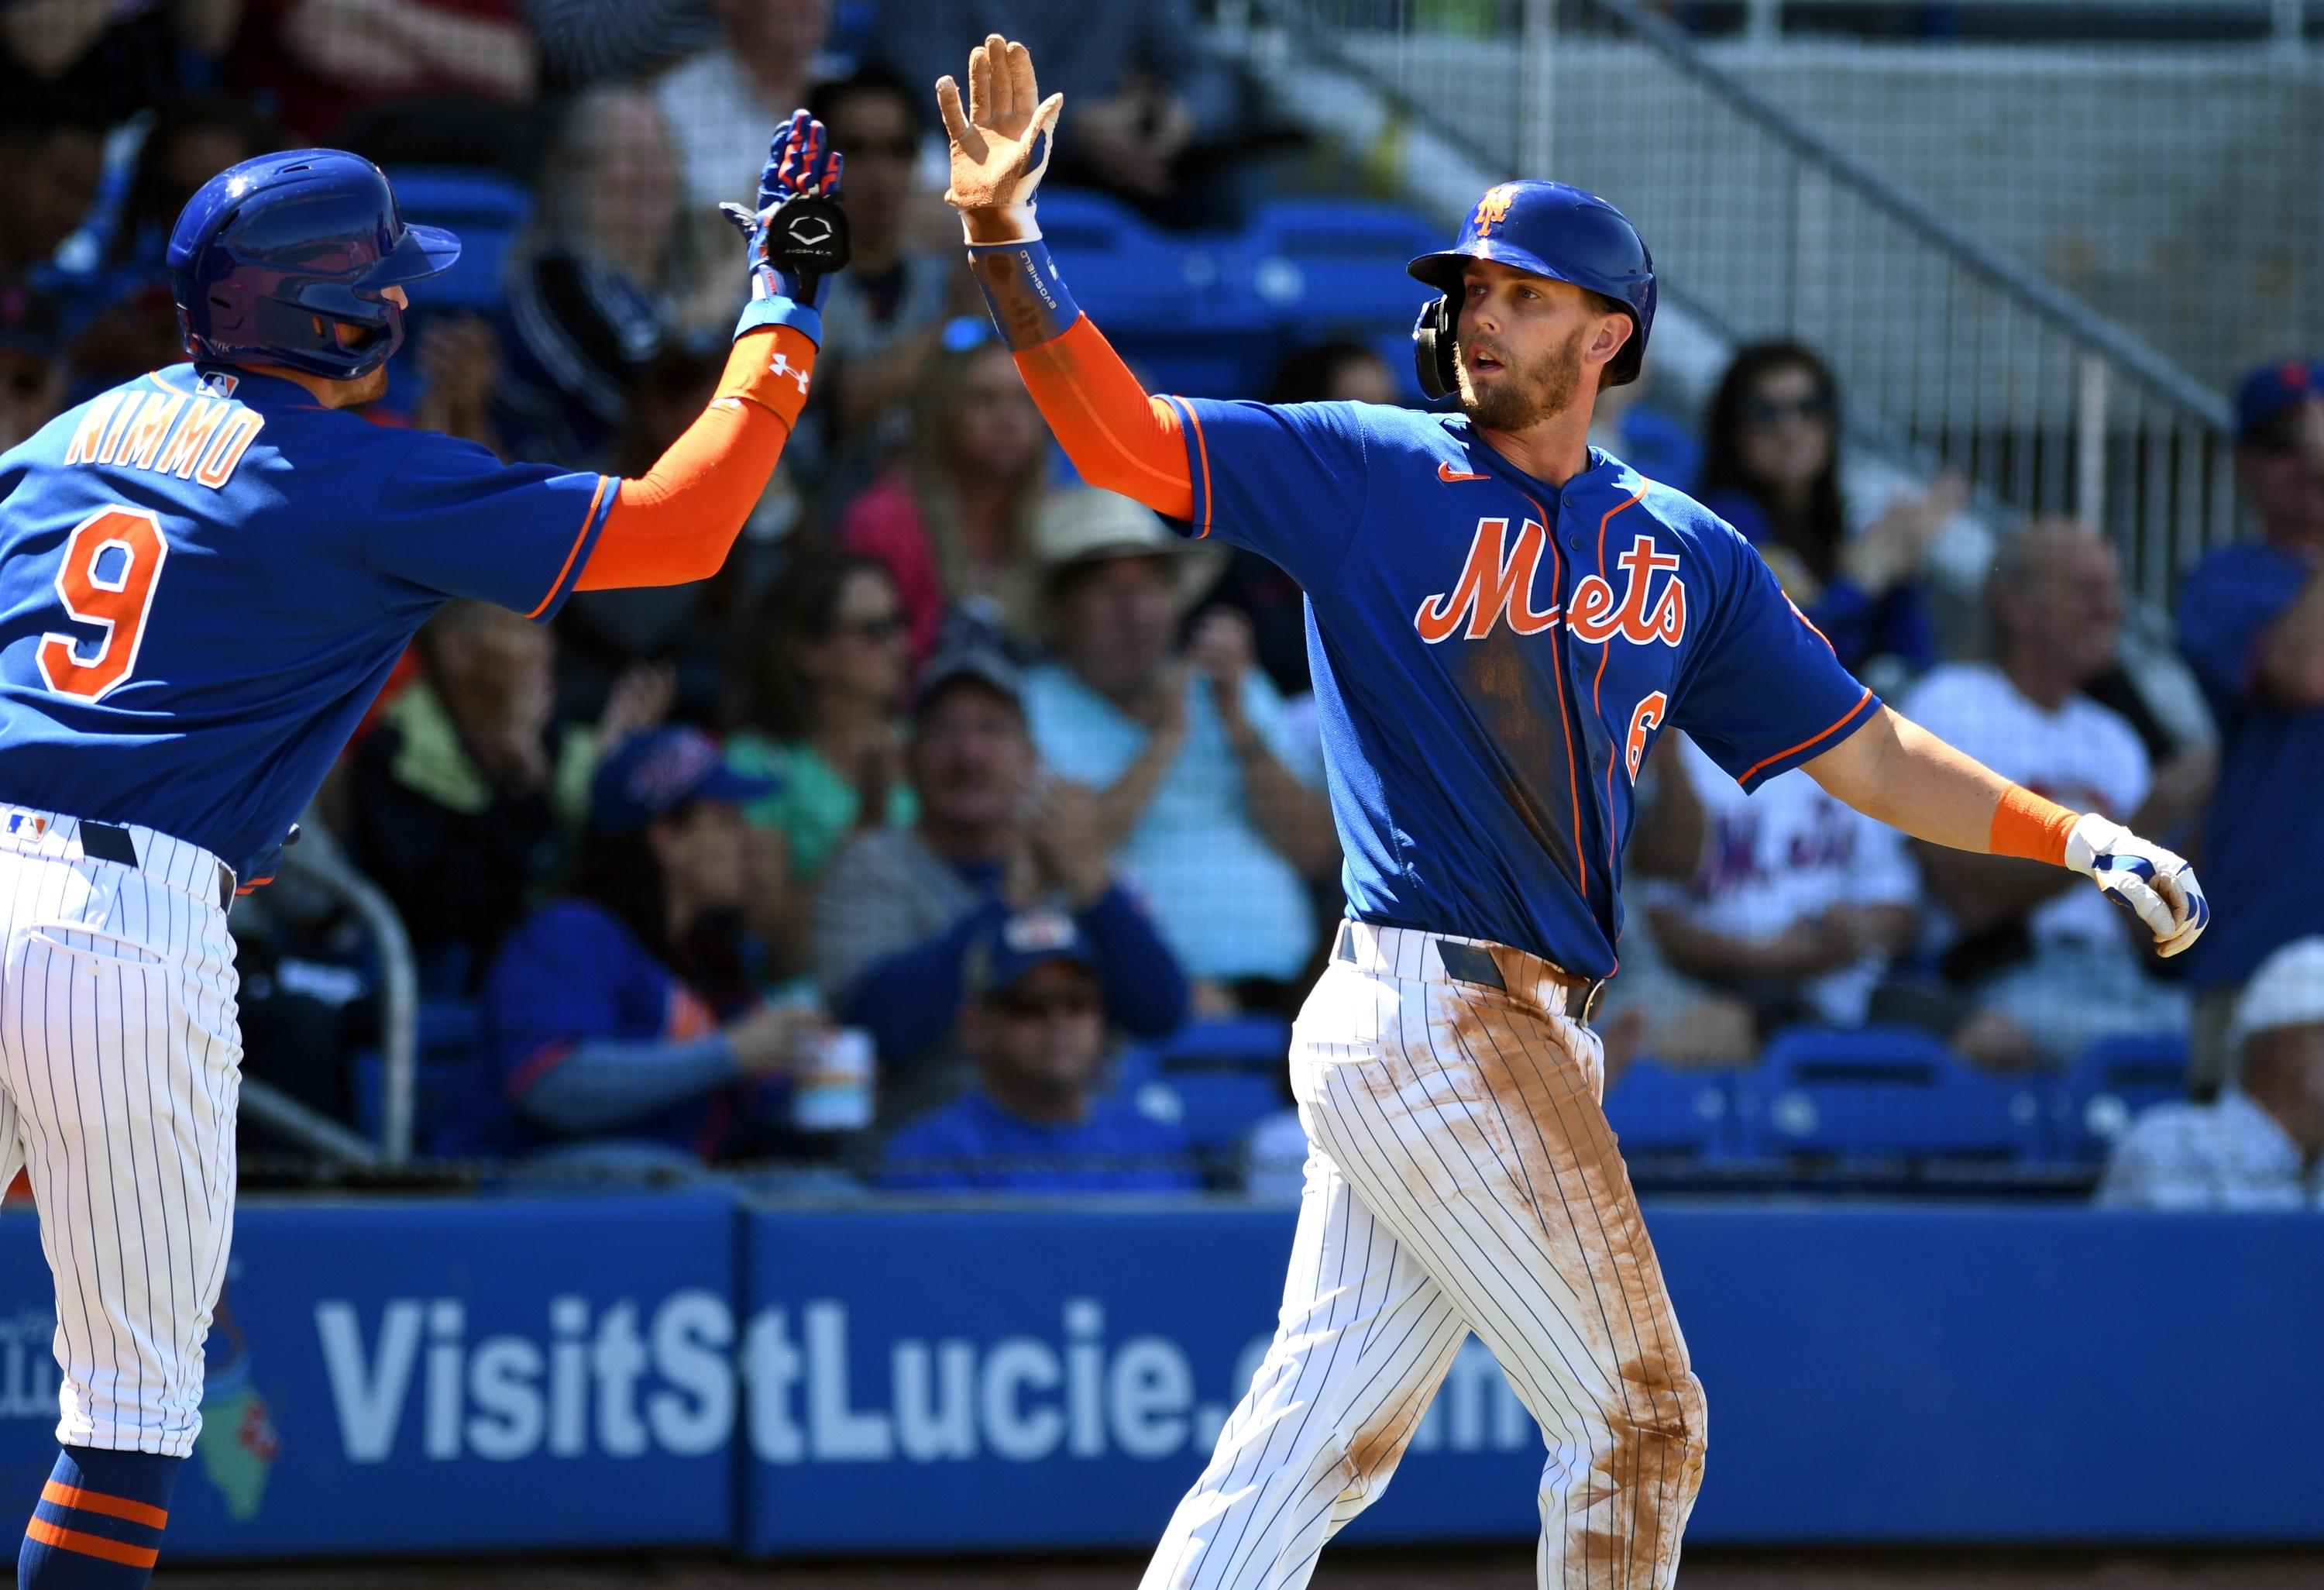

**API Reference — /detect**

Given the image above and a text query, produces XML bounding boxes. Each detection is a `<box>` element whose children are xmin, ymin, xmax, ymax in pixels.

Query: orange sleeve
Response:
<box><xmin>576</xmin><ymin>327</ymin><xmax>816</xmax><ymax>590</ymax></box>
<box><xmin>1987</xmin><ymin>783</ymin><xmax>2077</xmax><ymax>866</ymax></box>
<box><xmin>1013</xmin><ymin>317</ymin><xmax>1195</xmax><ymax>521</ymax></box>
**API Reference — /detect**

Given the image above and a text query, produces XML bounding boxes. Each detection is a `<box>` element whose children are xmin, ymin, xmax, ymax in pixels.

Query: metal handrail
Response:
<box><xmin>275</xmin><ymin>828</ymin><xmax>418</xmax><ymax>1165</ymax></box>
<box><xmin>1600</xmin><ymin>0</ymin><xmax>2234</xmax><ymax>432</ymax></box>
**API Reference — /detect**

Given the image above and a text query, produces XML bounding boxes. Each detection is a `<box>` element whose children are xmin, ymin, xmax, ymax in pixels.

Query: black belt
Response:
<box><xmin>81</xmin><ymin>822</ymin><xmax>234</xmax><ymax>914</ymax></box>
<box><xmin>1334</xmin><ymin>921</ymin><xmax>1607</xmax><ymax>1024</ymax></box>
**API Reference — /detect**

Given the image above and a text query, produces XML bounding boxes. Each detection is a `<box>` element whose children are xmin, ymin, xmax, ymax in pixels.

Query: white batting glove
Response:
<box><xmin>936</xmin><ymin>33</ymin><xmax>1063</xmax><ymax>243</ymax></box>
<box><xmin>2064</xmin><ymin>812</ymin><xmax>2209</xmax><ymax>958</ymax></box>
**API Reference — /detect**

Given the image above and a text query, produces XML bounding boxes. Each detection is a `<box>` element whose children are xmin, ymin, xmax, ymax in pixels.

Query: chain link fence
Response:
<box><xmin>1248</xmin><ymin>0</ymin><xmax>2263</xmax><ymax>601</ymax></box>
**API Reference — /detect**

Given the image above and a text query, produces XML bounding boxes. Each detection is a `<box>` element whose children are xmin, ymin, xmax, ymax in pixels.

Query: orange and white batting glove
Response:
<box><xmin>936</xmin><ymin>33</ymin><xmax>1063</xmax><ymax>243</ymax></box>
<box><xmin>2065</xmin><ymin>812</ymin><xmax>2209</xmax><ymax>958</ymax></box>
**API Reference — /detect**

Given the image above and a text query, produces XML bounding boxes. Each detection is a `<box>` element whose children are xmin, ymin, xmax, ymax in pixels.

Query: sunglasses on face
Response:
<box><xmin>1741</xmin><ymin>392</ymin><xmax>1833</xmax><ymax>425</ymax></box>
<box><xmin>992</xmin><ymin>987</ymin><xmax>1102</xmax><ymax>1021</ymax></box>
<box><xmin>2244</xmin><ymin>413</ymin><xmax>2317</xmax><ymax>456</ymax></box>
<box><xmin>833</xmin><ymin>612</ymin><xmax>906</xmax><ymax>644</ymax></box>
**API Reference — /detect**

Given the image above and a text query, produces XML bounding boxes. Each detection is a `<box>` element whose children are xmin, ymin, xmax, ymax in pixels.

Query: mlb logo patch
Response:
<box><xmin>4</xmin><ymin>812</ymin><xmax>46</xmax><ymax>838</ymax></box>
<box><xmin>198</xmin><ymin>371</ymin><xmax>239</xmax><ymax>400</ymax></box>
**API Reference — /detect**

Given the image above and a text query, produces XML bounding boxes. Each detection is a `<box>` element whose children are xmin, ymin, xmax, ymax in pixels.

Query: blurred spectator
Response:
<box><xmin>0</xmin><ymin>94</ymin><xmax>105</xmax><ymax>282</ymax></box>
<box><xmin>1698</xmin><ymin>342</ymin><xmax>1957</xmax><ymax>683</ymax></box>
<box><xmin>808</xmin><ymin>63</ymin><xmax>959</xmax><ymax>479</ymax></box>
<box><xmin>836</xmin><ymin>332</ymin><xmax>1050</xmax><ymax>664</ymax></box>
<box><xmin>872</xmin><ymin>0</ymin><xmax>1248</xmax><ymax>228</ymax></box>
<box><xmin>406</xmin><ymin>312</ymin><xmax>503</xmax><ymax>451</ymax></box>
<box><xmin>814</xmin><ymin>643</ymin><xmax>1188</xmax><ymax>1122</ymax></box>
<box><xmin>1188</xmin><ymin>340</ymin><xmax>1396</xmax><ymax>700</ymax></box>
<box><xmin>876</xmin><ymin>909</ymin><xmax>1198</xmax><ymax>1192</ymax></box>
<box><xmin>232</xmin><ymin>0</ymin><xmax>538</xmax><ymax>144</ymax></box>
<box><xmin>58</xmin><ymin>95</ymin><xmax>280</xmax><ymax>392</ymax></box>
<box><xmin>2177</xmin><ymin>360</ymin><xmax>2324</xmax><ymax>1093</ymax></box>
<box><xmin>2</xmin><ymin>0</ymin><xmax>242</xmax><ymax>122</ymax></box>
<box><xmin>1587</xmin><ymin>364</ymin><xmax>1700</xmax><ymax>494</ymax></box>
<box><xmin>2099</xmin><ymin>936</ymin><xmax>2324</xmax><ymax>1210</ymax></box>
<box><xmin>1631</xmin><ymin>734</ymin><xmax>1917</xmax><ymax>1038</ymax></box>
<box><xmin>657</xmin><ymin>0</ymin><xmax>830</xmax><ymax>210</ymax></box>
<box><xmin>521</xmin><ymin>0</ymin><xmax>715</xmax><ymax>86</ymax></box>
<box><xmin>457</xmin><ymin>727</ymin><xmax>820</xmax><ymax>1161</ymax></box>
<box><xmin>348</xmin><ymin>600</ymin><xmax>671</xmax><ymax>993</ymax></box>
<box><xmin>1902</xmin><ymin>520</ymin><xmax>2200</xmax><ymax>1068</ymax></box>
<box><xmin>492</xmin><ymin>86</ymin><xmax>696</xmax><ymax>470</ymax></box>
<box><xmin>1593</xmin><ymin>735</ymin><xmax>1756</xmax><ymax>1069</ymax></box>
<box><xmin>724</xmin><ymin>549</ymin><xmax>916</xmax><ymax>971</ymax></box>
<box><xmin>0</xmin><ymin>283</ymin><xmax>65</xmax><ymax>450</ymax></box>
<box><xmin>1025</xmin><ymin>489</ymin><xmax>1334</xmax><ymax>1011</ymax></box>
<box><xmin>551</xmin><ymin>336</ymin><xmax>779</xmax><ymax>728</ymax></box>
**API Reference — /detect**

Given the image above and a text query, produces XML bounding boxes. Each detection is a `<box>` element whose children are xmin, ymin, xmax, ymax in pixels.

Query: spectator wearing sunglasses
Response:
<box><xmin>724</xmin><ymin>550</ymin><xmax>916</xmax><ymax>971</ymax></box>
<box><xmin>875</xmin><ymin>908</ymin><xmax>1198</xmax><ymax>1192</ymax></box>
<box><xmin>807</xmin><ymin>65</ymin><xmax>964</xmax><ymax>480</ymax></box>
<box><xmin>1698</xmin><ymin>342</ymin><xmax>1958</xmax><ymax>684</ymax></box>
<box><xmin>2175</xmin><ymin>359</ymin><xmax>2324</xmax><ymax>1091</ymax></box>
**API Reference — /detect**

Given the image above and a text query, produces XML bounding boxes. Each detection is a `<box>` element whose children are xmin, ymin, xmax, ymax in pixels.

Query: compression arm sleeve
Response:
<box><xmin>576</xmin><ymin>325</ymin><xmax>816</xmax><ymax>590</ymax></box>
<box><xmin>967</xmin><ymin>237</ymin><xmax>1194</xmax><ymax>520</ymax></box>
<box><xmin>514</xmin><ymin>1033</ymin><xmax>744</xmax><ymax>1134</ymax></box>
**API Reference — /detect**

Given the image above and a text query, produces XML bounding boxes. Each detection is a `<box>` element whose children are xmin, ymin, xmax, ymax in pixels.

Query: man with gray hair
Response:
<box><xmin>2099</xmin><ymin>935</ymin><xmax>2324</xmax><ymax>1209</ymax></box>
<box><xmin>1900</xmin><ymin>519</ymin><xmax>2210</xmax><ymax>1066</ymax></box>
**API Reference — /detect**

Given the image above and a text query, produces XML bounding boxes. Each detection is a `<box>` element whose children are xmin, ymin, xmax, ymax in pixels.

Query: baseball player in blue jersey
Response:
<box><xmin>936</xmin><ymin>37</ymin><xmax>2210</xmax><ymax>1589</ymax></box>
<box><xmin>0</xmin><ymin>116</ymin><xmax>845</xmax><ymax>1585</ymax></box>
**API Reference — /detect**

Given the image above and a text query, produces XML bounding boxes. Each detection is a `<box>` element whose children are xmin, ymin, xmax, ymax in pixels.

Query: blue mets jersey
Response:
<box><xmin>1161</xmin><ymin>398</ymin><xmax>1881</xmax><ymax>977</ymax></box>
<box><xmin>0</xmin><ymin>364</ymin><xmax>614</xmax><ymax>880</ymax></box>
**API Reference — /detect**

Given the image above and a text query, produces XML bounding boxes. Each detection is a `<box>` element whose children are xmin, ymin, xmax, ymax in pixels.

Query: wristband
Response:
<box><xmin>968</xmin><ymin>235</ymin><xmax>1081</xmax><ymax>352</ymax></box>
<box><xmin>1988</xmin><ymin>783</ymin><xmax>2076</xmax><ymax>867</ymax></box>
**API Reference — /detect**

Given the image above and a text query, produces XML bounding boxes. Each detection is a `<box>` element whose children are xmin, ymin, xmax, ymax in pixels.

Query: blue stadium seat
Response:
<box><xmin>1117</xmin><ymin>1017</ymin><xmax>1291</xmax><ymax>1156</ymax></box>
<box><xmin>382</xmin><ymin>167</ymin><xmax>533</xmax><ymax>314</ymax></box>
<box><xmin>1739</xmin><ymin>1024</ymin><xmax>2045</xmax><ymax>1162</ymax></box>
<box><xmin>352</xmin><ymin>998</ymin><xmax>486</xmax><ymax>1151</ymax></box>
<box><xmin>1600</xmin><ymin>1058</ymin><xmax>1734</xmax><ymax>1160</ymax></box>
<box><xmin>2050</xmin><ymin>1031</ymin><xmax>2189</xmax><ymax>1163</ymax></box>
<box><xmin>1236</xmin><ymin>197</ymin><xmax>1441</xmax><ymax>332</ymax></box>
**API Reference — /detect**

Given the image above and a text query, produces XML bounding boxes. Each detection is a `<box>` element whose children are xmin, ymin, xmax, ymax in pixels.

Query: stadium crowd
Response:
<box><xmin>1</xmin><ymin>0</ymin><xmax>2318</xmax><ymax>1205</ymax></box>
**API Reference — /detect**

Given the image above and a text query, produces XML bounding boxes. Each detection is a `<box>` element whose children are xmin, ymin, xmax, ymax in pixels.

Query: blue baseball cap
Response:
<box><xmin>2236</xmin><ymin>358</ymin><xmax>2324</xmax><ymax>442</ymax></box>
<box><xmin>966</xmin><ymin>907</ymin><xmax>1100</xmax><ymax>999</ymax></box>
<box><xmin>588</xmin><ymin>726</ymin><xmax>776</xmax><ymax>837</ymax></box>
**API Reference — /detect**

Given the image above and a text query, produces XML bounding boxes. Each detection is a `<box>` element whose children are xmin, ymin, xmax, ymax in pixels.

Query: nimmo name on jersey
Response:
<box><xmin>63</xmin><ymin>383</ymin><xmax>266</xmax><ymax>491</ymax></box>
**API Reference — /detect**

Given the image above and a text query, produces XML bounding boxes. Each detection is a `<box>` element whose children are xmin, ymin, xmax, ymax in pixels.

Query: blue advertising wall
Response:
<box><xmin>0</xmin><ymin>1194</ymin><xmax>2315</xmax><ymax>1561</ymax></box>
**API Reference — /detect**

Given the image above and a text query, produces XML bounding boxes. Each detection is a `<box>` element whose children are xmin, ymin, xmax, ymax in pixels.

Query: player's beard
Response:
<box><xmin>1457</xmin><ymin>325</ymin><xmax>1587</xmax><ymax>433</ymax></box>
<box><xmin>341</xmin><ymin>366</ymin><xmax>390</xmax><ymax>407</ymax></box>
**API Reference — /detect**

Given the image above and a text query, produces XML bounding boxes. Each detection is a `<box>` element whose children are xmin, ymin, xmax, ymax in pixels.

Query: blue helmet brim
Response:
<box><xmin>1407</xmin><ymin>242</ymin><xmax>1578</xmax><ymax>297</ymax></box>
<box><xmin>366</xmin><ymin>222</ymin><xmax>462</xmax><ymax>287</ymax></box>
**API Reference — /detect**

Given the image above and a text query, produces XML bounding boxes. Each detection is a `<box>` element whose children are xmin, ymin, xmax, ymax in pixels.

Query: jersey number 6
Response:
<box><xmin>37</xmin><ymin>506</ymin><xmax>169</xmax><ymax>704</ymax></box>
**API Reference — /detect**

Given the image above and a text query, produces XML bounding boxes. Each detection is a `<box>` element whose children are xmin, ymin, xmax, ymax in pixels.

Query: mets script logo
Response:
<box><xmin>1415</xmin><ymin>519</ymin><xmax>1687</xmax><ymax>647</ymax></box>
<box><xmin>1471</xmin><ymin>184</ymin><xmax>1519</xmax><ymax>237</ymax></box>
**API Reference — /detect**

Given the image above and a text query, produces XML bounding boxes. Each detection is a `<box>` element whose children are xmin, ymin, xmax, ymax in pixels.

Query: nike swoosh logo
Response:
<box><xmin>1438</xmin><ymin>462</ymin><xmax>1491</xmax><ymax>483</ymax></box>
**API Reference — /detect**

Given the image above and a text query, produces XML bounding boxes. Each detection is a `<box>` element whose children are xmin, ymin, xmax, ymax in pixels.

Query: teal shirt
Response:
<box><xmin>726</xmin><ymin>731</ymin><xmax>916</xmax><ymax>884</ymax></box>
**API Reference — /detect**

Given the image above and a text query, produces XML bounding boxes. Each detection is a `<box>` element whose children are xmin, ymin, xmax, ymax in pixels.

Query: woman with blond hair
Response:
<box><xmin>835</xmin><ymin>328</ymin><xmax>1053</xmax><ymax>661</ymax></box>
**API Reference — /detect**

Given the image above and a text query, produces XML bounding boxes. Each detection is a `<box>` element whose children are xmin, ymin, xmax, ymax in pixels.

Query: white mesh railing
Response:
<box><xmin>1246</xmin><ymin>0</ymin><xmax>2250</xmax><ymax>604</ymax></box>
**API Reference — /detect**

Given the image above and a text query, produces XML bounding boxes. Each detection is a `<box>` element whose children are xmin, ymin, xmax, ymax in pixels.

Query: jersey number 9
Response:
<box><xmin>37</xmin><ymin>506</ymin><xmax>170</xmax><ymax>704</ymax></box>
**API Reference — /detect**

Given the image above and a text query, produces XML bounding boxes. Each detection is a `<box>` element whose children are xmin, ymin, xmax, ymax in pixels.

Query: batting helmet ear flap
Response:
<box><xmin>1413</xmin><ymin>295</ymin><xmax>1459</xmax><ymax>401</ymax></box>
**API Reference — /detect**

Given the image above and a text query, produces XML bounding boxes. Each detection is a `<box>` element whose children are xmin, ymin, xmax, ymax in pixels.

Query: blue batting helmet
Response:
<box><xmin>1407</xmin><ymin>181</ymin><xmax>1656</xmax><ymax>397</ymax></box>
<box><xmin>167</xmin><ymin>150</ymin><xmax>461</xmax><ymax>381</ymax></box>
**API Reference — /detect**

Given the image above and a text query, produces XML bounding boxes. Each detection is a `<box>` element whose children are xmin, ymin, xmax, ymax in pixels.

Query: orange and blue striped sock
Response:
<box><xmin>17</xmin><ymin>1447</ymin><xmax>179</xmax><ymax>1588</ymax></box>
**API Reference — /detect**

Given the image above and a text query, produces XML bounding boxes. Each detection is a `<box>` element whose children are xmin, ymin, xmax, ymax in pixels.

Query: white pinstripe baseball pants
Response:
<box><xmin>1143</xmin><ymin>924</ymin><xmax>1707</xmax><ymax>1590</ymax></box>
<box><xmin>0</xmin><ymin>813</ymin><xmax>241</xmax><ymax>1458</ymax></box>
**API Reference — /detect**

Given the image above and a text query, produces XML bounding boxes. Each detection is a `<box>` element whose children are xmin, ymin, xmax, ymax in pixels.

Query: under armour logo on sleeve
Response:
<box><xmin>768</xmin><ymin>350</ymin><xmax>810</xmax><ymax>394</ymax></box>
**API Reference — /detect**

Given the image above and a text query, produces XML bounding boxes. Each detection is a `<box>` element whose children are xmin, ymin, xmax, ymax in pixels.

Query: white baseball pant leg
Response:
<box><xmin>0</xmin><ymin>815</ymin><xmax>242</xmax><ymax>1458</ymax></box>
<box><xmin>1143</xmin><ymin>925</ymin><xmax>1707</xmax><ymax>1590</ymax></box>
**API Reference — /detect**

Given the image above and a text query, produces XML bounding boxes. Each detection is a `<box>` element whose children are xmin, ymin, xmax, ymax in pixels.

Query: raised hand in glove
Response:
<box><xmin>937</xmin><ymin>33</ymin><xmax>1064</xmax><ymax>242</ymax></box>
<box><xmin>2065</xmin><ymin>812</ymin><xmax>2209</xmax><ymax>958</ymax></box>
<box><xmin>720</xmin><ymin>108</ymin><xmax>848</xmax><ymax>342</ymax></box>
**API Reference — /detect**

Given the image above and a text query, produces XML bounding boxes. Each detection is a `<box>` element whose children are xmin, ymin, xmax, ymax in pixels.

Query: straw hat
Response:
<box><xmin>1030</xmin><ymin>487</ymin><xmax>1224</xmax><ymax>612</ymax></box>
